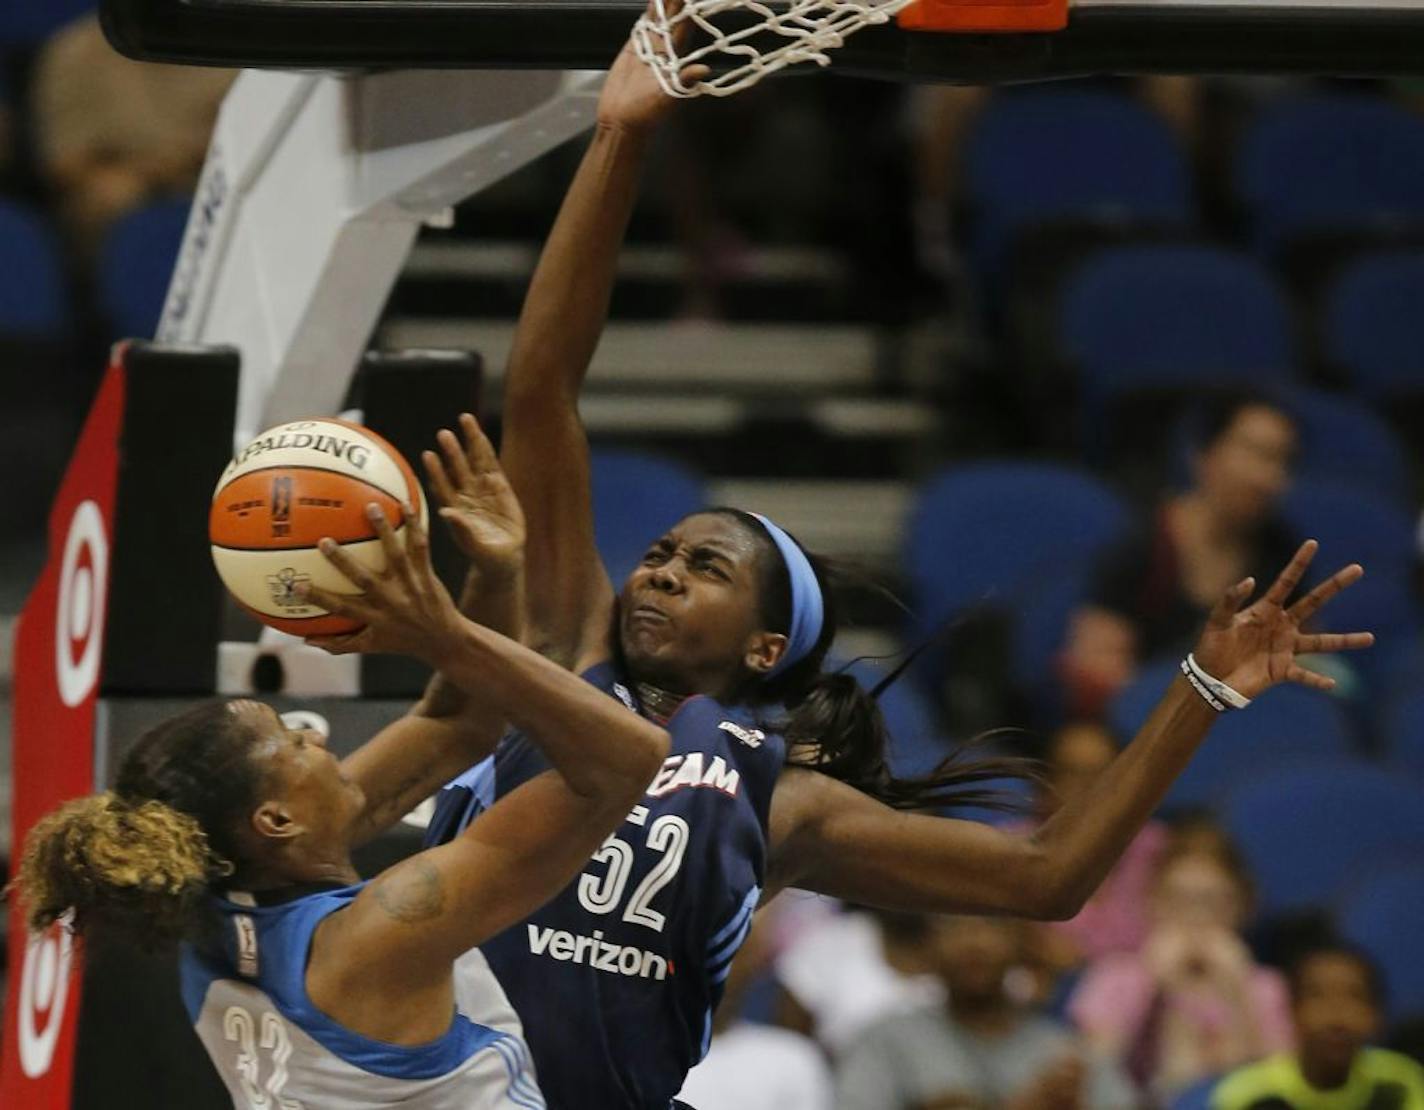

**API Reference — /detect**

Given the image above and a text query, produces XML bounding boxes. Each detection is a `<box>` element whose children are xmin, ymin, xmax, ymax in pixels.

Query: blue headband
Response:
<box><xmin>750</xmin><ymin>513</ymin><xmax>825</xmax><ymax>678</ymax></box>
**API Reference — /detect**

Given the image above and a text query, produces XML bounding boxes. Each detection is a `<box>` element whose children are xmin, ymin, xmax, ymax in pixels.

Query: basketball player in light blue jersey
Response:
<box><xmin>16</xmin><ymin>417</ymin><xmax>669</xmax><ymax>1110</ymax></box>
<box><xmin>423</xmin><ymin>23</ymin><xmax>1379</xmax><ymax>1110</ymax></box>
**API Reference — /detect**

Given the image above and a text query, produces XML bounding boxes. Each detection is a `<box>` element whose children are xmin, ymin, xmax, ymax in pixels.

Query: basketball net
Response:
<box><xmin>632</xmin><ymin>0</ymin><xmax>918</xmax><ymax>98</ymax></box>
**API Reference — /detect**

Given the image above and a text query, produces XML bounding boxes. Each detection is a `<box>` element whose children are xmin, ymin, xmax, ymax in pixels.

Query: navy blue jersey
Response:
<box><xmin>424</xmin><ymin>662</ymin><xmax>789</xmax><ymax>1109</ymax></box>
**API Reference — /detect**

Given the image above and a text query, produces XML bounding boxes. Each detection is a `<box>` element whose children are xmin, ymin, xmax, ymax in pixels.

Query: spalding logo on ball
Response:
<box><xmin>209</xmin><ymin>418</ymin><xmax>427</xmax><ymax>635</ymax></box>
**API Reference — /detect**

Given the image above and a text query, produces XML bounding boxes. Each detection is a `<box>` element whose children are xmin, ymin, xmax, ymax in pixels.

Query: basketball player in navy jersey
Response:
<box><xmin>17</xmin><ymin>419</ymin><xmax>668</xmax><ymax>1109</ymax></box>
<box><xmin>419</xmin><ymin>24</ymin><xmax>1377</xmax><ymax>1110</ymax></box>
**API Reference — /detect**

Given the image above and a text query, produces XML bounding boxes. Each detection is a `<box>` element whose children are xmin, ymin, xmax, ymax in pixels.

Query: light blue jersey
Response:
<box><xmin>179</xmin><ymin>881</ymin><xmax>544</xmax><ymax>1109</ymax></box>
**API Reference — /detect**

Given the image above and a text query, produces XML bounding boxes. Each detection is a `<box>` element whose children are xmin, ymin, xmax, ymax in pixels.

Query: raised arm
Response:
<box><xmin>299</xmin><ymin>513</ymin><xmax>667</xmax><ymax>1035</ymax></box>
<box><xmin>500</xmin><ymin>26</ymin><xmax>688</xmax><ymax>669</ymax></box>
<box><xmin>767</xmin><ymin>543</ymin><xmax>1372</xmax><ymax>918</ymax></box>
<box><xmin>315</xmin><ymin>415</ymin><xmax>528</xmax><ymax>847</ymax></box>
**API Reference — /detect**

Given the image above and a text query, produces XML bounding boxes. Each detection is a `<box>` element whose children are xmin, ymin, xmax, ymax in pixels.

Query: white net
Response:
<box><xmin>632</xmin><ymin>0</ymin><xmax>920</xmax><ymax>98</ymax></box>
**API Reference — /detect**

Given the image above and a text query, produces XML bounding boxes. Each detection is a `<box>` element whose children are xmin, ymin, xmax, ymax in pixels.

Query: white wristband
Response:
<box><xmin>1184</xmin><ymin>653</ymin><xmax>1252</xmax><ymax>710</ymax></box>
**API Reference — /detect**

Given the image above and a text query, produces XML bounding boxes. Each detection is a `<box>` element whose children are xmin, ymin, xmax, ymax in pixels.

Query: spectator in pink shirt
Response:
<box><xmin>1069</xmin><ymin>840</ymin><xmax>1294</xmax><ymax>1104</ymax></box>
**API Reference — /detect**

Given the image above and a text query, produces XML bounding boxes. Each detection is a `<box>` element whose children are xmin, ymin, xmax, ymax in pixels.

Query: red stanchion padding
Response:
<box><xmin>0</xmin><ymin>349</ymin><xmax>126</xmax><ymax>1109</ymax></box>
<box><xmin>898</xmin><ymin>0</ymin><xmax>1068</xmax><ymax>32</ymax></box>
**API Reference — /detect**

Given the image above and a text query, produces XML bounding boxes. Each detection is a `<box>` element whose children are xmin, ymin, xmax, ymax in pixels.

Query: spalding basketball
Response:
<box><xmin>209</xmin><ymin>418</ymin><xmax>427</xmax><ymax>636</ymax></box>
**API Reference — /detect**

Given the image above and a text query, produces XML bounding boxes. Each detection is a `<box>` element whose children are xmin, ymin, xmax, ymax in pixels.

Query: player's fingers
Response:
<box><xmin>304</xmin><ymin>632</ymin><xmax>368</xmax><ymax>656</ymax></box>
<box><xmin>1207</xmin><ymin>577</ymin><xmax>1255</xmax><ymax>629</ymax></box>
<box><xmin>421</xmin><ymin>449</ymin><xmax>460</xmax><ymax>510</ymax></box>
<box><xmin>1288</xmin><ymin>563</ymin><xmax>1365</xmax><ymax>624</ymax></box>
<box><xmin>402</xmin><ymin>502</ymin><xmax>434</xmax><ymax>577</ymax></box>
<box><xmin>297</xmin><ymin>579</ymin><xmax>369</xmax><ymax>621</ymax></box>
<box><xmin>1286</xmin><ymin>663</ymin><xmax>1335</xmax><ymax>692</ymax></box>
<box><xmin>1262</xmin><ymin>540</ymin><xmax>1319</xmax><ymax>608</ymax></box>
<box><xmin>368</xmin><ymin>504</ymin><xmax>409</xmax><ymax>584</ymax></box>
<box><xmin>1295</xmin><ymin>630</ymin><xmax>1375</xmax><ymax>654</ymax></box>
<box><xmin>458</xmin><ymin>413</ymin><xmax>500</xmax><ymax>475</ymax></box>
<box><xmin>438</xmin><ymin>427</ymin><xmax>476</xmax><ymax>490</ymax></box>
<box><xmin>314</xmin><ymin>537</ymin><xmax>376</xmax><ymax>593</ymax></box>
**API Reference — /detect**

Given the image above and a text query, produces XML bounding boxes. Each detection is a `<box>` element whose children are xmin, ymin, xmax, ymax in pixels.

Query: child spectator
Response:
<box><xmin>1212</xmin><ymin>944</ymin><xmax>1424</xmax><ymax>1110</ymax></box>
<box><xmin>1070</xmin><ymin>842</ymin><xmax>1293</xmax><ymax>1102</ymax></box>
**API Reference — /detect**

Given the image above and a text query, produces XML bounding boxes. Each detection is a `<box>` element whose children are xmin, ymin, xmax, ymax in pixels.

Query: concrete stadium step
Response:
<box><xmin>704</xmin><ymin>478</ymin><xmax>911</xmax><ymax>566</ymax></box>
<box><xmin>377</xmin><ymin>318</ymin><xmax>885</xmax><ymax>392</ymax></box>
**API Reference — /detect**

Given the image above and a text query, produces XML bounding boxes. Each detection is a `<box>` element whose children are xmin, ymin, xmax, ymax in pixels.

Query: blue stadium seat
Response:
<box><xmin>1171</xmin><ymin>1075</ymin><xmax>1223</xmax><ymax>1110</ymax></box>
<box><xmin>0</xmin><ymin>0</ymin><xmax>93</xmax><ymax>47</ymax></box>
<box><xmin>1223</xmin><ymin>762</ymin><xmax>1424</xmax><ymax>918</ymax></box>
<box><xmin>1384</xmin><ymin>686</ymin><xmax>1424</xmax><ymax>778</ymax></box>
<box><xmin>963</xmin><ymin>87</ymin><xmax>1193</xmax><ymax>282</ymax></box>
<box><xmin>1109</xmin><ymin>659</ymin><xmax>1357</xmax><ymax>810</ymax></box>
<box><xmin>1059</xmin><ymin>244</ymin><xmax>1295</xmax><ymax>401</ymax></box>
<box><xmin>0</xmin><ymin>199</ymin><xmax>69</xmax><ymax>336</ymax></box>
<box><xmin>1278</xmin><ymin>481</ymin><xmax>1421</xmax><ymax>644</ymax></box>
<box><xmin>1338</xmin><ymin>861</ymin><xmax>1424</xmax><ymax>1020</ymax></box>
<box><xmin>1236</xmin><ymin>94</ymin><xmax>1424</xmax><ymax>256</ymax></box>
<box><xmin>98</xmin><ymin>197</ymin><xmax>192</xmax><ymax>339</ymax></box>
<box><xmin>842</xmin><ymin>658</ymin><xmax>950</xmax><ymax>779</ymax></box>
<box><xmin>590</xmin><ymin>450</ymin><xmax>706</xmax><ymax>586</ymax></box>
<box><xmin>905</xmin><ymin>462</ymin><xmax>1130</xmax><ymax>634</ymax></box>
<box><xmin>1283</xmin><ymin>386</ymin><xmax>1411</xmax><ymax>503</ymax></box>
<box><xmin>1323</xmin><ymin>250</ymin><xmax>1424</xmax><ymax>403</ymax></box>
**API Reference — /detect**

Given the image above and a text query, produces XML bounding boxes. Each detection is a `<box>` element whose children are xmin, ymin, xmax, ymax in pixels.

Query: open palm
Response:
<box><xmin>421</xmin><ymin>413</ymin><xmax>525</xmax><ymax>581</ymax></box>
<box><xmin>1191</xmin><ymin>540</ymin><xmax>1373</xmax><ymax>700</ymax></box>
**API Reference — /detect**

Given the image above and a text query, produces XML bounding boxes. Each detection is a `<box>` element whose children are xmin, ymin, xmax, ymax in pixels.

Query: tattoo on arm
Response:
<box><xmin>372</xmin><ymin>861</ymin><xmax>446</xmax><ymax>924</ymax></box>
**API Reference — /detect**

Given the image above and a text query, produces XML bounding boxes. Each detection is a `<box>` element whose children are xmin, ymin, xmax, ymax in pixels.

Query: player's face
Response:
<box><xmin>230</xmin><ymin>701</ymin><xmax>365</xmax><ymax>848</ymax></box>
<box><xmin>1196</xmin><ymin>404</ymin><xmax>1296</xmax><ymax>524</ymax></box>
<box><xmin>618</xmin><ymin>514</ymin><xmax>776</xmax><ymax>696</ymax></box>
<box><xmin>1293</xmin><ymin>953</ymin><xmax>1380</xmax><ymax>1076</ymax></box>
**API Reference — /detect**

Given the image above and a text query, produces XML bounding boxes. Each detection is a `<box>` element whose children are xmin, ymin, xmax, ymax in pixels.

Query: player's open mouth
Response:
<box><xmin>629</xmin><ymin>605</ymin><xmax>670</xmax><ymax>625</ymax></box>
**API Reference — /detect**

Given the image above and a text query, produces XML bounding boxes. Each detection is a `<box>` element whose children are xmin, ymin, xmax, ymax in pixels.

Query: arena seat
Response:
<box><xmin>0</xmin><ymin>198</ymin><xmax>69</xmax><ymax>336</ymax></box>
<box><xmin>906</xmin><ymin>462</ymin><xmax>1129</xmax><ymax>631</ymax></box>
<box><xmin>1109</xmin><ymin>659</ymin><xmax>1357</xmax><ymax>810</ymax></box>
<box><xmin>1283</xmin><ymin>386</ymin><xmax>1411</xmax><ymax>504</ymax></box>
<box><xmin>1170</xmin><ymin>1075</ymin><xmax>1223</xmax><ymax>1110</ymax></box>
<box><xmin>1236</xmin><ymin>94</ymin><xmax>1424</xmax><ymax>259</ymax></box>
<box><xmin>842</xmin><ymin>658</ymin><xmax>950</xmax><ymax>779</ymax></box>
<box><xmin>1337</xmin><ymin>860</ymin><xmax>1424</xmax><ymax>1021</ymax></box>
<box><xmin>1279</xmin><ymin>481</ymin><xmax>1421</xmax><ymax>647</ymax></box>
<box><xmin>590</xmin><ymin>448</ymin><xmax>706</xmax><ymax>585</ymax></box>
<box><xmin>98</xmin><ymin>197</ymin><xmax>191</xmax><ymax>339</ymax></box>
<box><xmin>1057</xmin><ymin>244</ymin><xmax>1295</xmax><ymax>462</ymax></box>
<box><xmin>1223</xmin><ymin>762</ymin><xmax>1424</xmax><ymax>918</ymax></box>
<box><xmin>1323</xmin><ymin>250</ymin><xmax>1424</xmax><ymax>406</ymax></box>
<box><xmin>904</xmin><ymin>463</ymin><xmax>1128</xmax><ymax>719</ymax></box>
<box><xmin>962</xmin><ymin>87</ymin><xmax>1194</xmax><ymax>285</ymax></box>
<box><xmin>1383</xmin><ymin>686</ymin><xmax>1424</xmax><ymax>778</ymax></box>
<box><xmin>0</xmin><ymin>0</ymin><xmax>93</xmax><ymax>46</ymax></box>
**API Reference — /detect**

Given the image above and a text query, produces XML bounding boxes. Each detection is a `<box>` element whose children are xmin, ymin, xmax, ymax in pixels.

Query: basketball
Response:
<box><xmin>209</xmin><ymin>418</ymin><xmax>428</xmax><ymax>636</ymax></box>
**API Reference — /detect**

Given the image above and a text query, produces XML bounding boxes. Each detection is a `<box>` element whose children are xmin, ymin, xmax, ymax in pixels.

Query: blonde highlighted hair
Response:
<box><xmin>10</xmin><ymin>700</ymin><xmax>266</xmax><ymax>947</ymax></box>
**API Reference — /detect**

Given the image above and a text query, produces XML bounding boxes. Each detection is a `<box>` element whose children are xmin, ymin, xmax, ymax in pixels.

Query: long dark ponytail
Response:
<box><xmin>713</xmin><ymin>509</ymin><xmax>1038</xmax><ymax>813</ymax></box>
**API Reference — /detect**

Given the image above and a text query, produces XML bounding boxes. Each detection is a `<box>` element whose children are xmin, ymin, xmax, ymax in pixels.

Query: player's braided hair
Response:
<box><xmin>13</xmin><ymin>701</ymin><xmax>264</xmax><ymax>947</ymax></box>
<box><xmin>713</xmin><ymin>509</ymin><xmax>1037</xmax><ymax>812</ymax></box>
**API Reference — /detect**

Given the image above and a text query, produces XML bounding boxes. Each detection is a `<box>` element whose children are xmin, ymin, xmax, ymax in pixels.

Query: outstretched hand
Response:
<box><xmin>598</xmin><ymin>0</ymin><xmax>709</xmax><ymax>129</ymax></box>
<box><xmin>300</xmin><ymin>506</ymin><xmax>464</xmax><ymax>662</ymax></box>
<box><xmin>422</xmin><ymin>412</ymin><xmax>524</xmax><ymax>583</ymax></box>
<box><xmin>1191</xmin><ymin>540</ymin><xmax>1374</xmax><ymax>699</ymax></box>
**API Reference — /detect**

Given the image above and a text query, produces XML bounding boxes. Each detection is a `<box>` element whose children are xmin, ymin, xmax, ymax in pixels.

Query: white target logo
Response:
<box><xmin>18</xmin><ymin>917</ymin><xmax>74</xmax><ymax>1078</ymax></box>
<box><xmin>55</xmin><ymin>500</ymin><xmax>109</xmax><ymax>708</ymax></box>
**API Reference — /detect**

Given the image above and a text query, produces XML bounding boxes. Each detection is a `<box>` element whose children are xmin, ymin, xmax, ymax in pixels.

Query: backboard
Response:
<box><xmin>103</xmin><ymin>0</ymin><xmax>1424</xmax><ymax>81</ymax></box>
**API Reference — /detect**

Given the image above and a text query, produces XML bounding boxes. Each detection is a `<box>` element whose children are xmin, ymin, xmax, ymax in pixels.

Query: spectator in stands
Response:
<box><xmin>1211</xmin><ymin>944</ymin><xmax>1424</xmax><ymax>1110</ymax></box>
<box><xmin>1020</xmin><ymin>724</ymin><xmax>1170</xmax><ymax>1005</ymax></box>
<box><xmin>31</xmin><ymin>14</ymin><xmax>234</xmax><ymax>255</ymax></box>
<box><xmin>1062</xmin><ymin>391</ymin><xmax>1299</xmax><ymax>718</ymax></box>
<box><xmin>1070</xmin><ymin>840</ymin><xmax>1294</xmax><ymax>1103</ymax></box>
<box><xmin>678</xmin><ymin>907</ymin><xmax>833</xmax><ymax>1110</ymax></box>
<box><xmin>835</xmin><ymin>914</ymin><xmax>1135</xmax><ymax>1110</ymax></box>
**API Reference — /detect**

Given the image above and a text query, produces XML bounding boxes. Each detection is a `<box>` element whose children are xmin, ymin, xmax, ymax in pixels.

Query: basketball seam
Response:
<box><xmin>214</xmin><ymin>463</ymin><xmax>414</xmax><ymax>500</ymax></box>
